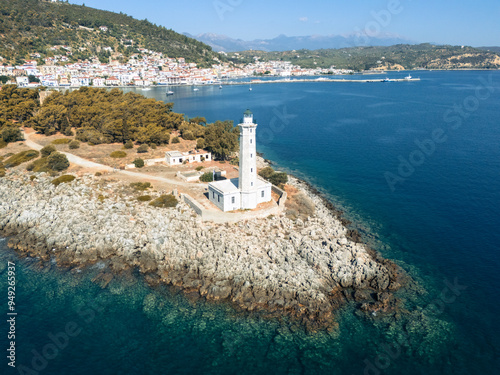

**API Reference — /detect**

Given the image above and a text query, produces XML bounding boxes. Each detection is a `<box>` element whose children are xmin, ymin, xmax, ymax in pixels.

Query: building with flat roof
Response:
<box><xmin>166</xmin><ymin>150</ymin><xmax>211</xmax><ymax>165</ymax></box>
<box><xmin>208</xmin><ymin>110</ymin><xmax>272</xmax><ymax>212</ymax></box>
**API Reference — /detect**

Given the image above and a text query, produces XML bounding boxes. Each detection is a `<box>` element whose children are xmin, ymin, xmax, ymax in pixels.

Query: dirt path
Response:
<box><xmin>22</xmin><ymin>130</ymin><xmax>208</xmax><ymax>189</ymax></box>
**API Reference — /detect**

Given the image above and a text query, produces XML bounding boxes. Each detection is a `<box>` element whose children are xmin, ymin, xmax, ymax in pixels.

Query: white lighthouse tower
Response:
<box><xmin>208</xmin><ymin>109</ymin><xmax>272</xmax><ymax>212</ymax></box>
<box><xmin>239</xmin><ymin>109</ymin><xmax>258</xmax><ymax>209</ymax></box>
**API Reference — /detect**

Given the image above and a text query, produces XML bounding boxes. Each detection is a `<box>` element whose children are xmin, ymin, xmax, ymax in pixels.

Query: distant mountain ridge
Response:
<box><xmin>184</xmin><ymin>32</ymin><xmax>416</xmax><ymax>52</ymax></box>
<box><xmin>227</xmin><ymin>44</ymin><xmax>500</xmax><ymax>71</ymax></box>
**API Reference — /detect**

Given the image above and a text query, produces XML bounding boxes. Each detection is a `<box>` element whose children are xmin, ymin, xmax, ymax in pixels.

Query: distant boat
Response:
<box><xmin>166</xmin><ymin>90</ymin><xmax>174</xmax><ymax>96</ymax></box>
<box><xmin>219</xmin><ymin>85</ymin><xmax>223</xmax><ymax>89</ymax></box>
<box><xmin>141</xmin><ymin>87</ymin><xmax>151</xmax><ymax>91</ymax></box>
<box><xmin>249</xmin><ymin>83</ymin><xmax>253</xmax><ymax>91</ymax></box>
<box><xmin>383</xmin><ymin>78</ymin><xmax>392</xmax><ymax>82</ymax></box>
<box><xmin>405</xmin><ymin>74</ymin><xmax>413</xmax><ymax>80</ymax></box>
<box><xmin>193</xmin><ymin>87</ymin><xmax>199</xmax><ymax>91</ymax></box>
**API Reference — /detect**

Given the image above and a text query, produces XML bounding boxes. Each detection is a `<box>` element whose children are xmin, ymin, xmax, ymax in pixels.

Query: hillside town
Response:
<box><xmin>0</xmin><ymin>47</ymin><xmax>353</xmax><ymax>88</ymax></box>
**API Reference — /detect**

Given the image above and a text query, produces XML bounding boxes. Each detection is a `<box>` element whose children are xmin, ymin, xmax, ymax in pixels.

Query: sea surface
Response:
<box><xmin>2</xmin><ymin>71</ymin><xmax>499</xmax><ymax>374</ymax></box>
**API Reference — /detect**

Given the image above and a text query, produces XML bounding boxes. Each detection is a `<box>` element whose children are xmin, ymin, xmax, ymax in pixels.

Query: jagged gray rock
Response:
<box><xmin>0</xmin><ymin>170</ymin><xmax>402</xmax><ymax>328</ymax></box>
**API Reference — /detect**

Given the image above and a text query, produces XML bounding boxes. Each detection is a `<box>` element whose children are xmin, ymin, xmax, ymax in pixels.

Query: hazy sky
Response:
<box><xmin>70</xmin><ymin>0</ymin><xmax>500</xmax><ymax>46</ymax></box>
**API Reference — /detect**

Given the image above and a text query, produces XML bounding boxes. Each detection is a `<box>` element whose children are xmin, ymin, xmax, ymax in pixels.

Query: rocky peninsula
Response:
<box><xmin>0</xmin><ymin>170</ymin><xmax>405</xmax><ymax>330</ymax></box>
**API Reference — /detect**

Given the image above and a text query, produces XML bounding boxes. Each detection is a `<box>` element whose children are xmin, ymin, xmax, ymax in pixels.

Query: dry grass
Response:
<box><xmin>29</xmin><ymin>130</ymin><xmax>201</xmax><ymax>168</ymax></box>
<box><xmin>0</xmin><ymin>141</ymin><xmax>32</xmax><ymax>159</ymax></box>
<box><xmin>284</xmin><ymin>184</ymin><xmax>315</xmax><ymax>221</ymax></box>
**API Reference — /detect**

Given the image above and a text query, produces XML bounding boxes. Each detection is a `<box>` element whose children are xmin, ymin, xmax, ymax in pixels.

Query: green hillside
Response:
<box><xmin>0</xmin><ymin>0</ymin><xmax>222</xmax><ymax>66</ymax></box>
<box><xmin>229</xmin><ymin>44</ymin><xmax>500</xmax><ymax>71</ymax></box>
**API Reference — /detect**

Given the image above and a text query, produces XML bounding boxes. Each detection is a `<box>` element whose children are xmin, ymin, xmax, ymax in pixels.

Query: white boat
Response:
<box><xmin>193</xmin><ymin>87</ymin><xmax>199</xmax><ymax>91</ymax></box>
<box><xmin>166</xmin><ymin>90</ymin><xmax>174</xmax><ymax>96</ymax></box>
<box><xmin>405</xmin><ymin>74</ymin><xmax>412</xmax><ymax>80</ymax></box>
<box><xmin>219</xmin><ymin>85</ymin><xmax>223</xmax><ymax>89</ymax></box>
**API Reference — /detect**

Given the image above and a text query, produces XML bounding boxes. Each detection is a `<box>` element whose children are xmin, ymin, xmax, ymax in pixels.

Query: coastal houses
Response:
<box><xmin>208</xmin><ymin>110</ymin><xmax>272</xmax><ymax>212</ymax></box>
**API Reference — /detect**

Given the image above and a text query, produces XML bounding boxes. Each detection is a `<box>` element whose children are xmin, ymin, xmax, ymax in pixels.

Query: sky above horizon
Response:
<box><xmin>69</xmin><ymin>0</ymin><xmax>500</xmax><ymax>46</ymax></box>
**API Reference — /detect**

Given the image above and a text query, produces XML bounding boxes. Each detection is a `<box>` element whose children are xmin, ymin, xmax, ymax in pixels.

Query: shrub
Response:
<box><xmin>196</xmin><ymin>138</ymin><xmax>205</xmax><ymax>149</ymax></box>
<box><xmin>133</xmin><ymin>158</ymin><xmax>145</xmax><ymax>168</ymax></box>
<box><xmin>95</xmin><ymin>172</ymin><xmax>102</xmax><ymax>176</ymax></box>
<box><xmin>40</xmin><ymin>144</ymin><xmax>57</xmax><ymax>157</ymax></box>
<box><xmin>110</xmin><ymin>151</ymin><xmax>127</xmax><ymax>158</ymax></box>
<box><xmin>47</xmin><ymin>152</ymin><xmax>70</xmax><ymax>171</ymax></box>
<box><xmin>1</xmin><ymin>127</ymin><xmax>23</xmax><ymax>143</ymax></box>
<box><xmin>63</xmin><ymin>128</ymin><xmax>74</xmax><ymax>137</ymax></box>
<box><xmin>51</xmin><ymin>174</ymin><xmax>75</xmax><ymax>186</ymax></box>
<box><xmin>0</xmin><ymin>168</ymin><xmax>5</xmax><ymax>177</ymax></box>
<box><xmin>230</xmin><ymin>157</ymin><xmax>239</xmax><ymax>166</ymax></box>
<box><xmin>258</xmin><ymin>167</ymin><xmax>288</xmax><ymax>188</ymax></box>
<box><xmin>150</xmin><ymin>143</ymin><xmax>157</xmax><ymax>149</ymax></box>
<box><xmin>199</xmin><ymin>171</ymin><xmax>214</xmax><ymax>182</ymax></box>
<box><xmin>51</xmin><ymin>138</ymin><xmax>71</xmax><ymax>145</ymax></box>
<box><xmin>0</xmin><ymin>139</ymin><xmax>7</xmax><ymax>149</ymax></box>
<box><xmin>68</xmin><ymin>140</ymin><xmax>80</xmax><ymax>149</ymax></box>
<box><xmin>182</xmin><ymin>130</ymin><xmax>195</xmax><ymax>141</ymax></box>
<box><xmin>4</xmin><ymin>150</ymin><xmax>40</xmax><ymax>168</ymax></box>
<box><xmin>171</xmin><ymin>136</ymin><xmax>180</xmax><ymax>144</ymax></box>
<box><xmin>268</xmin><ymin>172</ymin><xmax>288</xmax><ymax>187</ymax></box>
<box><xmin>137</xmin><ymin>195</ymin><xmax>152</xmax><ymax>202</ymax></box>
<box><xmin>258</xmin><ymin>167</ymin><xmax>274</xmax><ymax>180</ymax></box>
<box><xmin>149</xmin><ymin>194</ymin><xmax>178</xmax><ymax>208</ymax></box>
<box><xmin>137</xmin><ymin>144</ymin><xmax>148</xmax><ymax>153</ymax></box>
<box><xmin>124</xmin><ymin>140</ymin><xmax>134</xmax><ymax>149</ymax></box>
<box><xmin>30</xmin><ymin>175</ymin><xmax>36</xmax><ymax>181</ymax></box>
<box><xmin>195</xmin><ymin>166</ymin><xmax>204</xmax><ymax>171</ymax></box>
<box><xmin>130</xmin><ymin>182</ymin><xmax>152</xmax><ymax>191</ymax></box>
<box><xmin>27</xmin><ymin>157</ymin><xmax>49</xmax><ymax>172</ymax></box>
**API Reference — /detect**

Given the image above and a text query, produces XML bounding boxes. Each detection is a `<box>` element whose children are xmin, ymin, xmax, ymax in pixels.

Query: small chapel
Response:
<box><xmin>208</xmin><ymin>109</ymin><xmax>272</xmax><ymax>212</ymax></box>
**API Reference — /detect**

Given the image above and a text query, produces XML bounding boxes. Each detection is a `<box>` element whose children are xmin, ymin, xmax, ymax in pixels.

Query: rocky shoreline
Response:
<box><xmin>0</xmin><ymin>170</ymin><xmax>406</xmax><ymax>330</ymax></box>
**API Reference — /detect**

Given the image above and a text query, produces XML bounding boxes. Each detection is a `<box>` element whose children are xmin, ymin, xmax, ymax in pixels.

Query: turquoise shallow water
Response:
<box><xmin>2</xmin><ymin>71</ymin><xmax>500</xmax><ymax>374</ymax></box>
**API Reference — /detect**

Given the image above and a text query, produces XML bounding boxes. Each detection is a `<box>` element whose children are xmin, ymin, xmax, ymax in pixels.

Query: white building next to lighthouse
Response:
<box><xmin>208</xmin><ymin>109</ymin><xmax>272</xmax><ymax>212</ymax></box>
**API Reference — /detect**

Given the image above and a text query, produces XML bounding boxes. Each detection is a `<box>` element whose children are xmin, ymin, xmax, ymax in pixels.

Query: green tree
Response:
<box><xmin>68</xmin><ymin>140</ymin><xmax>80</xmax><ymax>149</ymax></box>
<box><xmin>47</xmin><ymin>152</ymin><xmax>70</xmax><ymax>171</ymax></box>
<box><xmin>199</xmin><ymin>171</ymin><xmax>214</xmax><ymax>182</ymax></box>
<box><xmin>203</xmin><ymin>120</ymin><xmax>238</xmax><ymax>160</ymax></box>
<box><xmin>1</xmin><ymin>126</ymin><xmax>23</xmax><ymax>143</ymax></box>
<box><xmin>196</xmin><ymin>138</ymin><xmax>205</xmax><ymax>149</ymax></box>
<box><xmin>40</xmin><ymin>144</ymin><xmax>57</xmax><ymax>157</ymax></box>
<box><xmin>133</xmin><ymin>158</ymin><xmax>144</xmax><ymax>168</ymax></box>
<box><xmin>137</xmin><ymin>144</ymin><xmax>148</xmax><ymax>153</ymax></box>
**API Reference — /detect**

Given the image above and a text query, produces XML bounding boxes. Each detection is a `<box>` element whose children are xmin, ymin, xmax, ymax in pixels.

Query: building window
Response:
<box><xmin>250</xmin><ymin>139</ymin><xmax>252</xmax><ymax>144</ymax></box>
<box><xmin>251</xmin><ymin>168</ymin><xmax>253</xmax><ymax>172</ymax></box>
<box><xmin>261</xmin><ymin>190</ymin><xmax>264</xmax><ymax>198</ymax></box>
<box><xmin>231</xmin><ymin>196</ymin><xmax>235</xmax><ymax>204</ymax></box>
<box><xmin>250</xmin><ymin>154</ymin><xmax>253</xmax><ymax>158</ymax></box>
<box><xmin>218</xmin><ymin>195</ymin><xmax>220</xmax><ymax>202</ymax></box>
<box><xmin>212</xmin><ymin>192</ymin><xmax>215</xmax><ymax>199</ymax></box>
<box><xmin>251</xmin><ymin>182</ymin><xmax>253</xmax><ymax>187</ymax></box>
<box><xmin>250</xmin><ymin>129</ymin><xmax>252</xmax><ymax>133</ymax></box>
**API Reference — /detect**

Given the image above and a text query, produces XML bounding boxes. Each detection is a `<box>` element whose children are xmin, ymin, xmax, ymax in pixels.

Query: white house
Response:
<box><xmin>208</xmin><ymin>110</ymin><xmax>272</xmax><ymax>212</ymax></box>
<box><xmin>92</xmin><ymin>77</ymin><xmax>105</xmax><ymax>87</ymax></box>
<box><xmin>166</xmin><ymin>150</ymin><xmax>211</xmax><ymax>165</ymax></box>
<box><xmin>16</xmin><ymin>76</ymin><xmax>29</xmax><ymax>87</ymax></box>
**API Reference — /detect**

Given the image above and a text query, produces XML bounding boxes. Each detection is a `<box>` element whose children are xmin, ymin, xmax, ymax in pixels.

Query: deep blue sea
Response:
<box><xmin>2</xmin><ymin>71</ymin><xmax>499</xmax><ymax>374</ymax></box>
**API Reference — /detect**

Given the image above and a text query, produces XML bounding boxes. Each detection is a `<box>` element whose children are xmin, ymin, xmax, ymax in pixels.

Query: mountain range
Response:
<box><xmin>184</xmin><ymin>32</ymin><xmax>416</xmax><ymax>52</ymax></box>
